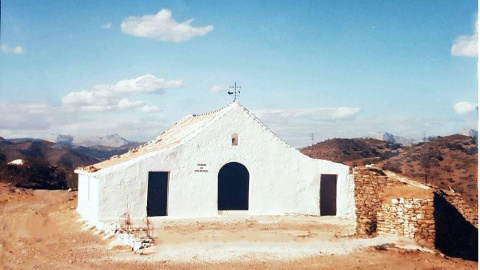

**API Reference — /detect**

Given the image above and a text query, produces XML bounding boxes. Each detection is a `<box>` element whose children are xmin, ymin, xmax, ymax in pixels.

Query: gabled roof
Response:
<box><xmin>76</xmin><ymin>101</ymin><xmax>239</xmax><ymax>173</ymax></box>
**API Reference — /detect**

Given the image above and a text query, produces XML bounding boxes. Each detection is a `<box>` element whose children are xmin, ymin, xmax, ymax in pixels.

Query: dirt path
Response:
<box><xmin>0</xmin><ymin>185</ymin><xmax>477</xmax><ymax>270</ymax></box>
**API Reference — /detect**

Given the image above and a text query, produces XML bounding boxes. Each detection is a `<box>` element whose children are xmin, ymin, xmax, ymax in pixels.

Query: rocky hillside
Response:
<box><xmin>0</xmin><ymin>134</ymin><xmax>144</xmax><ymax>189</ymax></box>
<box><xmin>302</xmin><ymin>134</ymin><xmax>478</xmax><ymax>209</ymax></box>
<box><xmin>69</xmin><ymin>144</ymin><xmax>141</xmax><ymax>161</ymax></box>
<box><xmin>0</xmin><ymin>138</ymin><xmax>98</xmax><ymax>168</ymax></box>
<box><xmin>301</xmin><ymin>138</ymin><xmax>403</xmax><ymax>167</ymax></box>
<box><xmin>0</xmin><ymin>138</ymin><xmax>99</xmax><ymax>189</ymax></box>
<box><xmin>379</xmin><ymin>134</ymin><xmax>477</xmax><ymax>207</ymax></box>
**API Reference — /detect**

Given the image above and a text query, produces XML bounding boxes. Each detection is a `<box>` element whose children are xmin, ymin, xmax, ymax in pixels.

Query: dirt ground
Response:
<box><xmin>0</xmin><ymin>184</ymin><xmax>477</xmax><ymax>270</ymax></box>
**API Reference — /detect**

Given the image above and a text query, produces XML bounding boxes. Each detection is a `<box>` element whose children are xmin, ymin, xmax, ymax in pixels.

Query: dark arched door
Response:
<box><xmin>218</xmin><ymin>162</ymin><xmax>249</xmax><ymax>210</ymax></box>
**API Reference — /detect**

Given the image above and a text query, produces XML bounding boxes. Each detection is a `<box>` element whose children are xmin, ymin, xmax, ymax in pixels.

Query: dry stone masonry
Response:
<box><xmin>439</xmin><ymin>191</ymin><xmax>478</xmax><ymax>228</ymax></box>
<box><xmin>353</xmin><ymin>166</ymin><xmax>477</xmax><ymax>254</ymax></box>
<box><xmin>377</xmin><ymin>198</ymin><xmax>435</xmax><ymax>247</ymax></box>
<box><xmin>353</xmin><ymin>167</ymin><xmax>404</xmax><ymax>236</ymax></box>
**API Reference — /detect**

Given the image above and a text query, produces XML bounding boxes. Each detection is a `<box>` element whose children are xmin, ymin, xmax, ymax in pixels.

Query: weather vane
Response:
<box><xmin>228</xmin><ymin>82</ymin><xmax>241</xmax><ymax>101</ymax></box>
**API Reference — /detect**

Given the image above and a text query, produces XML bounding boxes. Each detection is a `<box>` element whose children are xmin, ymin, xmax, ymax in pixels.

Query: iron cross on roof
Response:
<box><xmin>228</xmin><ymin>82</ymin><xmax>241</xmax><ymax>101</ymax></box>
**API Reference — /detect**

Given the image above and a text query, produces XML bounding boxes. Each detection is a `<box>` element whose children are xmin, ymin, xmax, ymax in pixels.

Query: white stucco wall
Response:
<box><xmin>77</xmin><ymin>103</ymin><xmax>355</xmax><ymax>222</ymax></box>
<box><xmin>76</xmin><ymin>173</ymin><xmax>99</xmax><ymax>222</ymax></box>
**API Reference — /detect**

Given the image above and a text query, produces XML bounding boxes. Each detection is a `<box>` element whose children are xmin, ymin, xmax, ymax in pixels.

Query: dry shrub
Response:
<box><xmin>121</xmin><ymin>204</ymin><xmax>132</xmax><ymax>231</ymax></box>
<box><xmin>144</xmin><ymin>216</ymin><xmax>154</xmax><ymax>239</ymax></box>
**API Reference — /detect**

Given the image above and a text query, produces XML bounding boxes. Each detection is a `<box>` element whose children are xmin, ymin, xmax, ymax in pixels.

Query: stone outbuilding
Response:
<box><xmin>75</xmin><ymin>101</ymin><xmax>355</xmax><ymax>222</ymax></box>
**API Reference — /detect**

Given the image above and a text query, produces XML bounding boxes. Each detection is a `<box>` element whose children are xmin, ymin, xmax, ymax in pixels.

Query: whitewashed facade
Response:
<box><xmin>75</xmin><ymin>101</ymin><xmax>355</xmax><ymax>222</ymax></box>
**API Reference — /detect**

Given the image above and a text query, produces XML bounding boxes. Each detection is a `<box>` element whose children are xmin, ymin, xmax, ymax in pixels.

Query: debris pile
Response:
<box><xmin>79</xmin><ymin>219</ymin><xmax>154</xmax><ymax>254</ymax></box>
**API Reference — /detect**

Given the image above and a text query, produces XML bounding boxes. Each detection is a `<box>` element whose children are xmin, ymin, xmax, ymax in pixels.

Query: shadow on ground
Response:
<box><xmin>434</xmin><ymin>193</ymin><xmax>478</xmax><ymax>262</ymax></box>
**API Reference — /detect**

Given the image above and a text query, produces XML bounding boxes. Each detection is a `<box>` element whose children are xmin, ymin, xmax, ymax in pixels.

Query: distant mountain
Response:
<box><xmin>70</xmin><ymin>143</ymin><xmax>142</xmax><ymax>161</ymax></box>
<box><xmin>44</xmin><ymin>133</ymin><xmax>143</xmax><ymax>160</ymax></box>
<box><xmin>0</xmin><ymin>133</ymin><xmax>144</xmax><ymax>189</ymax></box>
<box><xmin>45</xmin><ymin>133</ymin><xmax>132</xmax><ymax>148</ymax></box>
<box><xmin>0</xmin><ymin>139</ymin><xmax>99</xmax><ymax>189</ymax></box>
<box><xmin>0</xmin><ymin>139</ymin><xmax>98</xmax><ymax>168</ymax></box>
<box><xmin>7</xmin><ymin>138</ymin><xmax>43</xmax><ymax>143</ymax></box>
<box><xmin>73</xmin><ymin>134</ymin><xmax>130</xmax><ymax>148</ymax></box>
<box><xmin>45</xmin><ymin>134</ymin><xmax>74</xmax><ymax>146</ymax></box>
<box><xmin>374</xmin><ymin>132</ymin><xmax>418</xmax><ymax>146</ymax></box>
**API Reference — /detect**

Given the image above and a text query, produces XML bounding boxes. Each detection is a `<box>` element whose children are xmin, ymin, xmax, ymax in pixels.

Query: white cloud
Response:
<box><xmin>62</xmin><ymin>74</ymin><xmax>183</xmax><ymax>111</ymax></box>
<box><xmin>254</xmin><ymin>107</ymin><xmax>362</xmax><ymax>123</ymax></box>
<box><xmin>1</xmin><ymin>44</ymin><xmax>24</xmax><ymax>54</ymax></box>
<box><xmin>141</xmin><ymin>105</ymin><xmax>160</xmax><ymax>112</ymax></box>
<box><xmin>62</xmin><ymin>90</ymin><xmax>109</xmax><ymax>107</ymax></box>
<box><xmin>121</xmin><ymin>9</ymin><xmax>213</xmax><ymax>42</ymax></box>
<box><xmin>0</xmin><ymin>101</ymin><xmax>474</xmax><ymax>149</ymax></box>
<box><xmin>258</xmin><ymin>113</ymin><xmax>470</xmax><ymax>148</ymax></box>
<box><xmin>453</xmin><ymin>101</ymin><xmax>478</xmax><ymax>115</ymax></box>
<box><xmin>0</xmin><ymin>102</ymin><xmax>168</xmax><ymax>142</ymax></box>
<box><xmin>0</xmin><ymin>103</ymin><xmax>75</xmax><ymax>131</ymax></box>
<box><xmin>68</xmin><ymin>119</ymin><xmax>168</xmax><ymax>142</ymax></box>
<box><xmin>117</xmin><ymin>98</ymin><xmax>145</xmax><ymax>110</ymax></box>
<box><xmin>451</xmin><ymin>17</ymin><xmax>478</xmax><ymax>57</ymax></box>
<box><xmin>101</xmin><ymin>23</ymin><xmax>112</xmax><ymax>29</ymax></box>
<box><xmin>114</xmin><ymin>75</ymin><xmax>183</xmax><ymax>93</ymax></box>
<box><xmin>78</xmin><ymin>105</ymin><xmax>113</xmax><ymax>112</ymax></box>
<box><xmin>210</xmin><ymin>85</ymin><xmax>229</xmax><ymax>92</ymax></box>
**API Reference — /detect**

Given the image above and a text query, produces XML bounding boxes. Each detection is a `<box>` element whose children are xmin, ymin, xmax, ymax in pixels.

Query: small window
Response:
<box><xmin>232</xmin><ymin>133</ymin><xmax>238</xmax><ymax>146</ymax></box>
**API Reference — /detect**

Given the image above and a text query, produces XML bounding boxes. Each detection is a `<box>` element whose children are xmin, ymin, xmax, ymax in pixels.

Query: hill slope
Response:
<box><xmin>0</xmin><ymin>138</ymin><xmax>99</xmax><ymax>189</ymax></box>
<box><xmin>0</xmin><ymin>139</ymin><xmax>98</xmax><ymax>168</ymax></box>
<box><xmin>301</xmin><ymin>138</ymin><xmax>403</xmax><ymax>166</ymax></box>
<box><xmin>379</xmin><ymin>134</ymin><xmax>477</xmax><ymax>207</ymax></box>
<box><xmin>69</xmin><ymin>143</ymin><xmax>143</xmax><ymax>160</ymax></box>
<box><xmin>301</xmin><ymin>134</ymin><xmax>478</xmax><ymax>209</ymax></box>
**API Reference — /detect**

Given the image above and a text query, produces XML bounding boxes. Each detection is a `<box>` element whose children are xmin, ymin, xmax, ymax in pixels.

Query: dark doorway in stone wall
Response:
<box><xmin>218</xmin><ymin>162</ymin><xmax>249</xmax><ymax>210</ymax></box>
<box><xmin>434</xmin><ymin>193</ymin><xmax>478</xmax><ymax>261</ymax></box>
<box><xmin>320</xmin><ymin>174</ymin><xmax>337</xmax><ymax>216</ymax></box>
<box><xmin>147</xmin><ymin>172</ymin><xmax>169</xmax><ymax>216</ymax></box>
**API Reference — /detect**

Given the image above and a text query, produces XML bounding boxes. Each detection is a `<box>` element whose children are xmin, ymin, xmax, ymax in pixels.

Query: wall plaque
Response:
<box><xmin>195</xmin><ymin>163</ymin><xmax>208</xmax><ymax>172</ymax></box>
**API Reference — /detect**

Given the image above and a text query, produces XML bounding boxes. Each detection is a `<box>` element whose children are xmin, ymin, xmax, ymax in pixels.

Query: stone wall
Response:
<box><xmin>377</xmin><ymin>198</ymin><xmax>435</xmax><ymax>247</ymax></box>
<box><xmin>353</xmin><ymin>167</ymin><xmax>404</xmax><ymax>236</ymax></box>
<box><xmin>433</xmin><ymin>193</ymin><xmax>478</xmax><ymax>261</ymax></box>
<box><xmin>354</xmin><ymin>166</ymin><xmax>478</xmax><ymax>258</ymax></box>
<box><xmin>439</xmin><ymin>191</ymin><xmax>478</xmax><ymax>228</ymax></box>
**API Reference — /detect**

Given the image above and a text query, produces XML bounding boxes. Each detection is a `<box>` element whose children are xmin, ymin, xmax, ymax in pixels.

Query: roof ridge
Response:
<box><xmin>77</xmin><ymin>101</ymin><xmax>239</xmax><ymax>173</ymax></box>
<box><xmin>192</xmin><ymin>100</ymin><xmax>237</xmax><ymax>117</ymax></box>
<box><xmin>236</xmin><ymin>103</ymin><xmax>297</xmax><ymax>151</ymax></box>
<box><xmin>156</xmin><ymin>114</ymin><xmax>192</xmax><ymax>137</ymax></box>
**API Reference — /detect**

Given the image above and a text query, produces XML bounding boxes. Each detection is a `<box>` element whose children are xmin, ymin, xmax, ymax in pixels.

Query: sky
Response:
<box><xmin>0</xmin><ymin>1</ymin><xmax>478</xmax><ymax>148</ymax></box>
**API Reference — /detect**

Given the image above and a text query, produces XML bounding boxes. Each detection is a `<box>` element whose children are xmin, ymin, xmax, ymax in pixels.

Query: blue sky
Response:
<box><xmin>0</xmin><ymin>1</ymin><xmax>477</xmax><ymax>147</ymax></box>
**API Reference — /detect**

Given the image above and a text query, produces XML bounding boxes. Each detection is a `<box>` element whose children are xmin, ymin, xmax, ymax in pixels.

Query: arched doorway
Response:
<box><xmin>218</xmin><ymin>162</ymin><xmax>249</xmax><ymax>210</ymax></box>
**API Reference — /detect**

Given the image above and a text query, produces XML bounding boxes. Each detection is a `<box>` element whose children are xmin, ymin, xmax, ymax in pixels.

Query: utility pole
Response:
<box><xmin>311</xmin><ymin>133</ymin><xmax>315</xmax><ymax>146</ymax></box>
<box><xmin>228</xmin><ymin>82</ymin><xmax>241</xmax><ymax>101</ymax></box>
